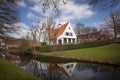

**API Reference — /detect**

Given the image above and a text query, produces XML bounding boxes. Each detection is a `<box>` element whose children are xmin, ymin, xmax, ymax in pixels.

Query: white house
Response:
<box><xmin>48</xmin><ymin>22</ymin><xmax>77</xmax><ymax>45</ymax></box>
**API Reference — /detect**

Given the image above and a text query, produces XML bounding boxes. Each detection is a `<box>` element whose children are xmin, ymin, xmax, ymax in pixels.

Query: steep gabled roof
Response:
<box><xmin>48</xmin><ymin>22</ymin><xmax>69</xmax><ymax>39</ymax></box>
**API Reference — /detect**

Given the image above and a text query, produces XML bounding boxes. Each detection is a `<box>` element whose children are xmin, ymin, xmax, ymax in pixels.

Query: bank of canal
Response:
<box><xmin>39</xmin><ymin>44</ymin><xmax>120</xmax><ymax>66</ymax></box>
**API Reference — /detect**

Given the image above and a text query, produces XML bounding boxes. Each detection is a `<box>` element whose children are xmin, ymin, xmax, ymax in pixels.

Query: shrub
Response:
<box><xmin>35</xmin><ymin>40</ymin><xmax>114</xmax><ymax>53</ymax></box>
<box><xmin>36</xmin><ymin>45</ymin><xmax>51</xmax><ymax>52</ymax></box>
<box><xmin>41</xmin><ymin>42</ymin><xmax>46</xmax><ymax>46</ymax></box>
<box><xmin>19</xmin><ymin>39</ymin><xmax>114</xmax><ymax>54</ymax></box>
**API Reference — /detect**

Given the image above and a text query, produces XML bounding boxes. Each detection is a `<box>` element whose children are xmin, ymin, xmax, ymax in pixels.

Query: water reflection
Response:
<box><xmin>22</xmin><ymin>60</ymin><xmax>120</xmax><ymax>80</ymax></box>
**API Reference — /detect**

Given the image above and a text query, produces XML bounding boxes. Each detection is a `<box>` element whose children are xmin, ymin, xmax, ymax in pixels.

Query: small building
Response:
<box><xmin>48</xmin><ymin>22</ymin><xmax>77</xmax><ymax>45</ymax></box>
<box><xmin>77</xmin><ymin>31</ymin><xmax>102</xmax><ymax>43</ymax></box>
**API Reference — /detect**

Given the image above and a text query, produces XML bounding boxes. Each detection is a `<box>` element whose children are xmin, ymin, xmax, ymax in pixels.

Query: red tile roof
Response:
<box><xmin>48</xmin><ymin>22</ymin><xmax>68</xmax><ymax>39</ymax></box>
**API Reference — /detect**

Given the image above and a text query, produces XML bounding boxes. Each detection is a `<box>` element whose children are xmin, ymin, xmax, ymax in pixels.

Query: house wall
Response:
<box><xmin>59</xmin><ymin>22</ymin><xmax>77</xmax><ymax>39</ymax></box>
<box><xmin>49</xmin><ymin>39</ymin><xmax>57</xmax><ymax>45</ymax></box>
<box><xmin>57</xmin><ymin>22</ymin><xmax>77</xmax><ymax>45</ymax></box>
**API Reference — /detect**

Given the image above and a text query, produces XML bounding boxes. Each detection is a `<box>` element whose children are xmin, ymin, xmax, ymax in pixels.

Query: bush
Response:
<box><xmin>36</xmin><ymin>45</ymin><xmax>51</xmax><ymax>52</ymax></box>
<box><xmin>35</xmin><ymin>40</ymin><xmax>114</xmax><ymax>53</ymax></box>
<box><xmin>41</xmin><ymin>42</ymin><xmax>46</xmax><ymax>46</ymax></box>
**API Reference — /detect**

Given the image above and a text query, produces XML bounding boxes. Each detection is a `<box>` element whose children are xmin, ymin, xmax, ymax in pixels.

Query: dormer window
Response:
<box><xmin>69</xmin><ymin>27</ymin><xmax>70</xmax><ymax>30</ymax></box>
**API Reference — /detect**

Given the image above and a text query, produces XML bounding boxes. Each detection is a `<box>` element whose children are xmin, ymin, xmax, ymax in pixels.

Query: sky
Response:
<box><xmin>13</xmin><ymin>0</ymin><xmax>119</xmax><ymax>38</ymax></box>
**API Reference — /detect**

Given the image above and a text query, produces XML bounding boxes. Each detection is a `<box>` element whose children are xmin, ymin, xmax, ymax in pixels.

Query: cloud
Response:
<box><xmin>27</xmin><ymin>12</ymin><xmax>38</xmax><ymax>19</ymax></box>
<box><xmin>71</xmin><ymin>69</ymin><xmax>94</xmax><ymax>80</ymax></box>
<box><xmin>16</xmin><ymin>0</ymin><xmax>26</xmax><ymax>7</ymax></box>
<box><xmin>10</xmin><ymin>23</ymin><xmax>29</xmax><ymax>38</ymax></box>
<box><xmin>29</xmin><ymin>0</ymin><xmax>43</xmax><ymax>13</ymax></box>
<box><xmin>56</xmin><ymin>1</ymin><xmax>95</xmax><ymax>23</ymax></box>
<box><xmin>28</xmin><ymin>0</ymin><xmax>95</xmax><ymax>24</ymax></box>
<box><xmin>29</xmin><ymin>1</ymin><xmax>50</xmax><ymax>17</ymax></box>
<box><xmin>14</xmin><ymin>22</ymin><xmax>29</xmax><ymax>29</ymax></box>
<box><xmin>30</xmin><ymin>4</ymin><xmax>42</xmax><ymax>13</ymax></box>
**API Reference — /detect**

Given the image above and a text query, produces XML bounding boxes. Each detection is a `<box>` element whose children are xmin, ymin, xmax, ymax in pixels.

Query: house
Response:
<box><xmin>77</xmin><ymin>31</ymin><xmax>102</xmax><ymax>43</ymax></box>
<box><xmin>47</xmin><ymin>22</ymin><xmax>77</xmax><ymax>45</ymax></box>
<box><xmin>101</xmin><ymin>29</ymin><xmax>115</xmax><ymax>39</ymax></box>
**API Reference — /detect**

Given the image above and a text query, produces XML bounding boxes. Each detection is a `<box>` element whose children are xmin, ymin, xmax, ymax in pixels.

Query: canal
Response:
<box><xmin>19</xmin><ymin>54</ymin><xmax>120</xmax><ymax>80</ymax></box>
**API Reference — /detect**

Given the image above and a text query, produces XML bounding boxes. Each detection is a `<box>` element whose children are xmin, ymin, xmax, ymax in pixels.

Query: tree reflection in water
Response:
<box><xmin>22</xmin><ymin>60</ymin><xmax>120</xmax><ymax>80</ymax></box>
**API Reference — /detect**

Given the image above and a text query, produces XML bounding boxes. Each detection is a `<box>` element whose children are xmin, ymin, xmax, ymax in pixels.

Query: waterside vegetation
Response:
<box><xmin>0</xmin><ymin>58</ymin><xmax>39</xmax><ymax>80</ymax></box>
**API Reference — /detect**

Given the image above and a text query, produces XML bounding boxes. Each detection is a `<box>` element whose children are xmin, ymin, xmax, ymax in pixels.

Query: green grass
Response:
<box><xmin>0</xmin><ymin>58</ymin><xmax>39</xmax><ymax>80</ymax></box>
<box><xmin>47</xmin><ymin>44</ymin><xmax>120</xmax><ymax>65</ymax></box>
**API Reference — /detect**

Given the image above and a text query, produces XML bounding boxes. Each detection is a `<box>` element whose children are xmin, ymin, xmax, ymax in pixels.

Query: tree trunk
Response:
<box><xmin>111</xmin><ymin>12</ymin><xmax>117</xmax><ymax>39</ymax></box>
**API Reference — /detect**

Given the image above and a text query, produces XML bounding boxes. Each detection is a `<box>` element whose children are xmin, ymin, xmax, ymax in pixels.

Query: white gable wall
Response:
<box><xmin>58</xmin><ymin>22</ymin><xmax>77</xmax><ymax>39</ymax></box>
<box><xmin>57</xmin><ymin>22</ymin><xmax>77</xmax><ymax>45</ymax></box>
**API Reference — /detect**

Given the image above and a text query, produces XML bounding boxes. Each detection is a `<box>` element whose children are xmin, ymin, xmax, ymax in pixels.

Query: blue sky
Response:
<box><xmin>13</xmin><ymin>0</ymin><xmax>119</xmax><ymax>38</ymax></box>
<box><xmin>16</xmin><ymin>0</ymin><xmax>109</xmax><ymax>26</ymax></box>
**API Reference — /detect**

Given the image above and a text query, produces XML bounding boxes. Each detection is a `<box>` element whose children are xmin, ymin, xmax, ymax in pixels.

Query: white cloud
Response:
<box><xmin>30</xmin><ymin>4</ymin><xmax>42</xmax><ymax>13</ymax></box>
<box><xmin>29</xmin><ymin>0</ymin><xmax>43</xmax><ymax>14</ymax></box>
<box><xmin>29</xmin><ymin>2</ymin><xmax>50</xmax><ymax>17</ymax></box>
<box><xmin>91</xmin><ymin>22</ymin><xmax>101</xmax><ymax>28</ymax></box>
<box><xmin>10</xmin><ymin>23</ymin><xmax>29</xmax><ymax>38</ymax></box>
<box><xmin>29</xmin><ymin>0</ymin><xmax>64</xmax><ymax>17</ymax></box>
<box><xmin>16</xmin><ymin>0</ymin><xmax>26</xmax><ymax>7</ymax></box>
<box><xmin>56</xmin><ymin>1</ymin><xmax>95</xmax><ymax>23</ymax></box>
<box><xmin>14</xmin><ymin>22</ymin><xmax>28</xmax><ymax>29</ymax></box>
<box><xmin>29</xmin><ymin>0</ymin><xmax>95</xmax><ymax>23</ymax></box>
<box><xmin>27</xmin><ymin>12</ymin><xmax>38</xmax><ymax>19</ymax></box>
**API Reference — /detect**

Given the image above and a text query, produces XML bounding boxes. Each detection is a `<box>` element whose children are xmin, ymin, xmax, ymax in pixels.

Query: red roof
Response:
<box><xmin>48</xmin><ymin>22</ymin><xmax>68</xmax><ymax>39</ymax></box>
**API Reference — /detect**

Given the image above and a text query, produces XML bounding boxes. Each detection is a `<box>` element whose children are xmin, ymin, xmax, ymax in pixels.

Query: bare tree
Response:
<box><xmin>0</xmin><ymin>0</ymin><xmax>19</xmax><ymax>36</ymax></box>
<box><xmin>29</xmin><ymin>24</ymin><xmax>37</xmax><ymax>59</ymax></box>
<box><xmin>39</xmin><ymin>0</ymin><xmax>120</xmax><ymax>12</ymax></box>
<box><xmin>22</xmin><ymin>21</ymin><xmax>42</xmax><ymax>60</ymax></box>
<box><xmin>45</xmin><ymin>17</ymin><xmax>57</xmax><ymax>45</ymax></box>
<box><xmin>103</xmin><ymin>10</ymin><xmax>120</xmax><ymax>39</ymax></box>
<box><xmin>0</xmin><ymin>0</ymin><xmax>20</xmax><ymax>52</ymax></box>
<box><xmin>75</xmin><ymin>22</ymin><xmax>85</xmax><ymax>35</ymax></box>
<box><xmin>39</xmin><ymin>0</ymin><xmax>67</xmax><ymax>14</ymax></box>
<box><xmin>88</xmin><ymin>0</ymin><xmax>120</xmax><ymax>10</ymax></box>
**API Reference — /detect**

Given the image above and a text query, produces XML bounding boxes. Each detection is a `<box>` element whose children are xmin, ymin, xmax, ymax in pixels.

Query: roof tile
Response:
<box><xmin>48</xmin><ymin>22</ymin><xmax>68</xmax><ymax>39</ymax></box>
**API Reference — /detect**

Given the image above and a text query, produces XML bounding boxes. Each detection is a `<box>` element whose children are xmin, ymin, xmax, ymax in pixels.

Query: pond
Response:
<box><xmin>19</xmin><ymin>54</ymin><xmax>120</xmax><ymax>80</ymax></box>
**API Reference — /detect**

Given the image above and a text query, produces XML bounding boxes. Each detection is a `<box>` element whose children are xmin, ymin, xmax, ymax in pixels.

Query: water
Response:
<box><xmin>21</xmin><ymin>59</ymin><xmax>120</xmax><ymax>80</ymax></box>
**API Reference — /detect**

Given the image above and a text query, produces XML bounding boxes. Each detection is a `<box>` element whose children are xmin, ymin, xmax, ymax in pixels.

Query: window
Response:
<box><xmin>66</xmin><ymin>32</ymin><xmax>73</xmax><ymax>36</ymax></box>
<box><xmin>64</xmin><ymin>38</ymin><xmax>67</xmax><ymax>43</ymax></box>
<box><xmin>66</xmin><ymin>65</ymin><xmax>70</xmax><ymax>68</ymax></box>
<box><xmin>66</xmin><ymin>64</ymin><xmax>73</xmax><ymax>68</ymax></box>
<box><xmin>69</xmin><ymin>27</ymin><xmax>70</xmax><ymax>30</ymax></box>
<box><xmin>70</xmin><ymin>33</ymin><xmax>73</xmax><ymax>36</ymax></box>
<box><xmin>66</xmin><ymin>32</ymin><xmax>69</xmax><ymax>36</ymax></box>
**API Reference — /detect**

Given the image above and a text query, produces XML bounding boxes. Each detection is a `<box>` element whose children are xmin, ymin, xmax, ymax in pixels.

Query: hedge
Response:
<box><xmin>35</xmin><ymin>40</ymin><xmax>114</xmax><ymax>53</ymax></box>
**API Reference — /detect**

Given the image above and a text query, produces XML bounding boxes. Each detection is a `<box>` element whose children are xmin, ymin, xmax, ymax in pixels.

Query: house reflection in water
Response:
<box><xmin>23</xmin><ymin>60</ymin><xmax>120</xmax><ymax>80</ymax></box>
<box><xmin>58</xmin><ymin>62</ymin><xmax>77</xmax><ymax>77</ymax></box>
<box><xmin>23</xmin><ymin>60</ymin><xmax>76</xmax><ymax>80</ymax></box>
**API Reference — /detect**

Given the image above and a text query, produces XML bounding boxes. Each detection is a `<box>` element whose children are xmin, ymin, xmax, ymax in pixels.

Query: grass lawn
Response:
<box><xmin>46</xmin><ymin>44</ymin><xmax>120</xmax><ymax>65</ymax></box>
<box><xmin>0</xmin><ymin>58</ymin><xmax>39</xmax><ymax>80</ymax></box>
